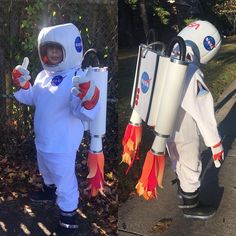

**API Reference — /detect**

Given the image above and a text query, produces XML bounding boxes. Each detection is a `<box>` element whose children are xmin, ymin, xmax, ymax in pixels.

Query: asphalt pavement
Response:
<box><xmin>118</xmin><ymin>79</ymin><xmax>236</xmax><ymax>236</ymax></box>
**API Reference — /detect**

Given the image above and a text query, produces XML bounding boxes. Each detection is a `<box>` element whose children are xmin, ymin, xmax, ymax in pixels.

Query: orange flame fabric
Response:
<box><xmin>121</xmin><ymin>123</ymin><xmax>142</xmax><ymax>171</ymax></box>
<box><xmin>136</xmin><ymin>150</ymin><xmax>165</xmax><ymax>200</ymax></box>
<box><xmin>87</xmin><ymin>151</ymin><xmax>104</xmax><ymax>197</ymax></box>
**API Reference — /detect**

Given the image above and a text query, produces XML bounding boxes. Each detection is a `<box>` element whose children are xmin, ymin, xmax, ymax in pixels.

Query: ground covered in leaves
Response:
<box><xmin>0</xmin><ymin>101</ymin><xmax>118</xmax><ymax>236</ymax></box>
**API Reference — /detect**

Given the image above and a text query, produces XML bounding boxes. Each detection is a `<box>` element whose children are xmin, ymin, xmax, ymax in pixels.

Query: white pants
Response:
<box><xmin>167</xmin><ymin>140</ymin><xmax>202</xmax><ymax>193</ymax></box>
<box><xmin>37</xmin><ymin>150</ymin><xmax>79</xmax><ymax>212</ymax></box>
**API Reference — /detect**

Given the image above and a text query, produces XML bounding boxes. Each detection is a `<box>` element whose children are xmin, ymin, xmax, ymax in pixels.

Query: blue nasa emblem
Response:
<box><xmin>203</xmin><ymin>36</ymin><xmax>215</xmax><ymax>51</ymax></box>
<box><xmin>75</xmin><ymin>36</ymin><xmax>83</xmax><ymax>53</ymax></box>
<box><xmin>51</xmin><ymin>75</ymin><xmax>64</xmax><ymax>86</ymax></box>
<box><xmin>140</xmin><ymin>72</ymin><xmax>150</xmax><ymax>94</ymax></box>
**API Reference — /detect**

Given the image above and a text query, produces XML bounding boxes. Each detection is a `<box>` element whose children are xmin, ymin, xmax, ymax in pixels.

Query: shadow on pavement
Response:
<box><xmin>0</xmin><ymin>197</ymin><xmax>95</xmax><ymax>236</ymax></box>
<box><xmin>215</xmin><ymin>89</ymin><xmax>236</xmax><ymax>113</ymax></box>
<box><xmin>200</xmin><ymin>101</ymin><xmax>236</xmax><ymax>210</ymax></box>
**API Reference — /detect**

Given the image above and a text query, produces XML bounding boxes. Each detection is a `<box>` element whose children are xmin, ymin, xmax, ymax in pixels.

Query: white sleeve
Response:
<box><xmin>181</xmin><ymin>67</ymin><xmax>221</xmax><ymax>147</ymax></box>
<box><xmin>70</xmin><ymin>94</ymin><xmax>100</xmax><ymax>121</ymax></box>
<box><xmin>14</xmin><ymin>85</ymin><xmax>34</xmax><ymax>106</ymax></box>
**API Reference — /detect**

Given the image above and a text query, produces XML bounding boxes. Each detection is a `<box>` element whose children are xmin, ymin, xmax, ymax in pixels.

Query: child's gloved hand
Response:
<box><xmin>71</xmin><ymin>70</ymin><xmax>100</xmax><ymax>110</ymax></box>
<box><xmin>12</xmin><ymin>57</ymin><xmax>31</xmax><ymax>90</ymax></box>
<box><xmin>211</xmin><ymin>141</ymin><xmax>224</xmax><ymax>168</ymax></box>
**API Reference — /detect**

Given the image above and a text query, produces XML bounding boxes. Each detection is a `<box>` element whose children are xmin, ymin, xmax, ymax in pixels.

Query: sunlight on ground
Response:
<box><xmin>77</xmin><ymin>208</ymin><xmax>87</xmax><ymax>219</ymax></box>
<box><xmin>37</xmin><ymin>222</ymin><xmax>51</xmax><ymax>235</ymax></box>
<box><xmin>20</xmin><ymin>223</ymin><xmax>31</xmax><ymax>235</ymax></box>
<box><xmin>23</xmin><ymin>204</ymin><xmax>35</xmax><ymax>217</ymax></box>
<box><xmin>0</xmin><ymin>221</ymin><xmax>7</xmax><ymax>232</ymax></box>
<box><xmin>92</xmin><ymin>222</ymin><xmax>107</xmax><ymax>235</ymax></box>
<box><xmin>0</xmin><ymin>197</ymin><xmax>5</xmax><ymax>202</ymax></box>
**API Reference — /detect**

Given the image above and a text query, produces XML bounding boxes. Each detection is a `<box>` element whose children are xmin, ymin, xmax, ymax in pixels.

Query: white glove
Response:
<box><xmin>12</xmin><ymin>57</ymin><xmax>31</xmax><ymax>89</ymax></box>
<box><xmin>71</xmin><ymin>68</ymin><xmax>100</xmax><ymax>110</ymax></box>
<box><xmin>211</xmin><ymin>141</ymin><xmax>224</xmax><ymax>168</ymax></box>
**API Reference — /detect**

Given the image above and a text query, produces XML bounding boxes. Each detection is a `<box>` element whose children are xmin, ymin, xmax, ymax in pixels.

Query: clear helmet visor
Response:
<box><xmin>39</xmin><ymin>42</ymin><xmax>65</xmax><ymax>66</ymax></box>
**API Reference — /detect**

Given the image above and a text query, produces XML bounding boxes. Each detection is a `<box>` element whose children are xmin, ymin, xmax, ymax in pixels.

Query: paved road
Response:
<box><xmin>118</xmin><ymin>79</ymin><xmax>236</xmax><ymax>236</ymax></box>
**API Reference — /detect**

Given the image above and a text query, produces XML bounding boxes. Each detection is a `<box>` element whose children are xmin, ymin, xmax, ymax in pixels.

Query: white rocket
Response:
<box><xmin>81</xmin><ymin>49</ymin><xmax>108</xmax><ymax>197</ymax></box>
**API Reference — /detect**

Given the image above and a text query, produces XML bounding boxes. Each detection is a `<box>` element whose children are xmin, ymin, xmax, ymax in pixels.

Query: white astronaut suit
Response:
<box><xmin>13</xmin><ymin>23</ymin><xmax>99</xmax><ymax>213</ymax></box>
<box><xmin>167</xmin><ymin>57</ymin><xmax>221</xmax><ymax>193</ymax></box>
<box><xmin>168</xmin><ymin>21</ymin><xmax>223</xmax><ymax>194</ymax></box>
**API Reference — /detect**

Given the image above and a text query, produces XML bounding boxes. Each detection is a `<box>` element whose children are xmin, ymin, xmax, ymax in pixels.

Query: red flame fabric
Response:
<box><xmin>87</xmin><ymin>151</ymin><xmax>104</xmax><ymax>197</ymax></box>
<box><xmin>121</xmin><ymin>123</ymin><xmax>142</xmax><ymax>171</ymax></box>
<box><xmin>136</xmin><ymin>150</ymin><xmax>165</xmax><ymax>200</ymax></box>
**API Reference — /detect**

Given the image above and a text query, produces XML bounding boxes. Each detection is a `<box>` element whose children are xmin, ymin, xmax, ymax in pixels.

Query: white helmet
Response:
<box><xmin>178</xmin><ymin>20</ymin><xmax>221</xmax><ymax>64</ymax></box>
<box><xmin>38</xmin><ymin>23</ymin><xmax>83</xmax><ymax>73</ymax></box>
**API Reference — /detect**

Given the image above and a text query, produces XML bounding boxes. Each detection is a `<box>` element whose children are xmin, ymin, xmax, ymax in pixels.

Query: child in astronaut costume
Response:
<box><xmin>12</xmin><ymin>23</ymin><xmax>102</xmax><ymax>235</ymax></box>
<box><xmin>122</xmin><ymin>20</ymin><xmax>224</xmax><ymax>219</ymax></box>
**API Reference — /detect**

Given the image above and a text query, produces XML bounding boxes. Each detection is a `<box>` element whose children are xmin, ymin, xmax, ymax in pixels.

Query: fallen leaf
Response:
<box><xmin>151</xmin><ymin>218</ymin><xmax>173</xmax><ymax>233</ymax></box>
<box><xmin>107</xmin><ymin>215</ymin><xmax>116</xmax><ymax>223</ymax></box>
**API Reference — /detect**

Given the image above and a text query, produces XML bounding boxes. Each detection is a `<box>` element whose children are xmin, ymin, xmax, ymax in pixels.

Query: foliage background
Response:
<box><xmin>119</xmin><ymin>0</ymin><xmax>235</xmax><ymax>48</ymax></box>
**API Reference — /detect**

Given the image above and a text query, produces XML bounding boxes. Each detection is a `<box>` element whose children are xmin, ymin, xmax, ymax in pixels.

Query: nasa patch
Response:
<box><xmin>75</xmin><ymin>36</ymin><xmax>83</xmax><ymax>53</ymax></box>
<box><xmin>51</xmin><ymin>75</ymin><xmax>64</xmax><ymax>86</ymax></box>
<box><xmin>140</xmin><ymin>72</ymin><xmax>151</xmax><ymax>94</ymax></box>
<box><xmin>197</xmin><ymin>80</ymin><xmax>208</xmax><ymax>96</ymax></box>
<box><xmin>203</xmin><ymin>36</ymin><xmax>215</xmax><ymax>51</ymax></box>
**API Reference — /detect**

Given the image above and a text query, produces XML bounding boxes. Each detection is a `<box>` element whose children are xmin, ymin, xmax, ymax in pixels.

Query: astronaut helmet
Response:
<box><xmin>177</xmin><ymin>20</ymin><xmax>221</xmax><ymax>64</ymax></box>
<box><xmin>38</xmin><ymin>23</ymin><xmax>83</xmax><ymax>72</ymax></box>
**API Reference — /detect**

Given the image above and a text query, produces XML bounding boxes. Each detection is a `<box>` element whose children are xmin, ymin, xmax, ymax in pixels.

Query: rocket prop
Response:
<box><xmin>82</xmin><ymin>49</ymin><xmax>108</xmax><ymax>197</ymax></box>
<box><xmin>121</xmin><ymin>41</ymin><xmax>165</xmax><ymax>172</ymax></box>
<box><xmin>122</xmin><ymin>36</ymin><xmax>189</xmax><ymax>200</ymax></box>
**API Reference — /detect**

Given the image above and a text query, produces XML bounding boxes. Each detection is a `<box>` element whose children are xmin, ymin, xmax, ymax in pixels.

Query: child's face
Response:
<box><xmin>46</xmin><ymin>45</ymin><xmax>63</xmax><ymax>65</ymax></box>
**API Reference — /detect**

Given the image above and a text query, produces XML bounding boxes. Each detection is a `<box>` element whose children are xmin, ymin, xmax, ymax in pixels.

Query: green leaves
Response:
<box><xmin>125</xmin><ymin>0</ymin><xmax>138</xmax><ymax>10</ymax></box>
<box><xmin>153</xmin><ymin>6</ymin><xmax>170</xmax><ymax>25</ymax></box>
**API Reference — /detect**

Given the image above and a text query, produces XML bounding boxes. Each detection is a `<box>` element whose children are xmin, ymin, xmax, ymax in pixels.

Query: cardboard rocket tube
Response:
<box><xmin>88</xmin><ymin>67</ymin><xmax>108</xmax><ymax>136</ymax></box>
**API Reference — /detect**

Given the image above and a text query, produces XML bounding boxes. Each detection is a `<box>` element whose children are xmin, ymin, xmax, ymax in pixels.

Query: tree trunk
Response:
<box><xmin>234</xmin><ymin>15</ymin><xmax>236</xmax><ymax>35</ymax></box>
<box><xmin>139</xmin><ymin>0</ymin><xmax>149</xmax><ymax>39</ymax></box>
